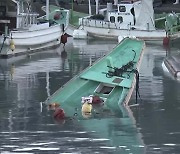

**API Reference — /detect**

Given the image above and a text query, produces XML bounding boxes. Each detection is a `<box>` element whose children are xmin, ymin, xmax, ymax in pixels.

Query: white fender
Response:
<box><xmin>73</xmin><ymin>30</ymin><xmax>87</xmax><ymax>39</ymax></box>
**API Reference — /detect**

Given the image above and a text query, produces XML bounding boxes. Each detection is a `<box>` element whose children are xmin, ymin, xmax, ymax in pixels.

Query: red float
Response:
<box><xmin>54</xmin><ymin>13</ymin><xmax>60</xmax><ymax>20</ymax></box>
<box><xmin>53</xmin><ymin>108</ymin><xmax>65</xmax><ymax>120</ymax></box>
<box><xmin>92</xmin><ymin>96</ymin><xmax>103</xmax><ymax>104</ymax></box>
<box><xmin>163</xmin><ymin>36</ymin><xmax>170</xmax><ymax>46</ymax></box>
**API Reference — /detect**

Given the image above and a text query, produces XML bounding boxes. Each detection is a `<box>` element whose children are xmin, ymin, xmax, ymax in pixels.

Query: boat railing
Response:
<box><xmin>17</xmin><ymin>13</ymin><xmax>39</xmax><ymax>29</ymax></box>
<box><xmin>80</xmin><ymin>18</ymin><xmax>122</xmax><ymax>29</ymax></box>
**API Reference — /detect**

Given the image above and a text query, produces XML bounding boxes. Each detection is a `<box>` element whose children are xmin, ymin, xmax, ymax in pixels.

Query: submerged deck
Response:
<box><xmin>46</xmin><ymin>38</ymin><xmax>145</xmax><ymax>119</ymax></box>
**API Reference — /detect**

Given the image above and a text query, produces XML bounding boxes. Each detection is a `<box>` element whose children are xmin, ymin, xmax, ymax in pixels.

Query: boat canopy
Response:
<box><xmin>134</xmin><ymin>0</ymin><xmax>155</xmax><ymax>30</ymax></box>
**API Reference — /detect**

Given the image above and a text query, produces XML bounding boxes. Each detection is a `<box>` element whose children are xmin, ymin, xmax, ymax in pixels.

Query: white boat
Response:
<box><xmin>162</xmin><ymin>51</ymin><xmax>180</xmax><ymax>79</ymax></box>
<box><xmin>0</xmin><ymin>0</ymin><xmax>69</xmax><ymax>58</ymax></box>
<box><xmin>77</xmin><ymin>0</ymin><xmax>180</xmax><ymax>42</ymax></box>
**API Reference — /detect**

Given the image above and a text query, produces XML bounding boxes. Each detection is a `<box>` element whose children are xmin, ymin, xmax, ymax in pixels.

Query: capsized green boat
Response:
<box><xmin>45</xmin><ymin>38</ymin><xmax>145</xmax><ymax>119</ymax></box>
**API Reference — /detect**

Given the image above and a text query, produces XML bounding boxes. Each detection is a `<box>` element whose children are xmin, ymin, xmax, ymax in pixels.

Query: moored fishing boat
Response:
<box><xmin>45</xmin><ymin>38</ymin><xmax>145</xmax><ymax>119</ymax></box>
<box><xmin>76</xmin><ymin>0</ymin><xmax>180</xmax><ymax>42</ymax></box>
<box><xmin>0</xmin><ymin>0</ymin><xmax>69</xmax><ymax>58</ymax></box>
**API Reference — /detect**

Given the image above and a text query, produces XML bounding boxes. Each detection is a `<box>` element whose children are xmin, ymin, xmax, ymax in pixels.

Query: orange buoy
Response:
<box><xmin>163</xmin><ymin>36</ymin><xmax>170</xmax><ymax>46</ymax></box>
<box><xmin>53</xmin><ymin>108</ymin><xmax>65</xmax><ymax>119</ymax></box>
<box><xmin>92</xmin><ymin>96</ymin><xmax>103</xmax><ymax>104</ymax></box>
<box><xmin>54</xmin><ymin>13</ymin><xmax>60</xmax><ymax>20</ymax></box>
<box><xmin>48</xmin><ymin>102</ymin><xmax>60</xmax><ymax>110</ymax></box>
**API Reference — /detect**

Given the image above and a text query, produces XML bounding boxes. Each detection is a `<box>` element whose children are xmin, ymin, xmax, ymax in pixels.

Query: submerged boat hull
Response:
<box><xmin>45</xmin><ymin>38</ymin><xmax>145</xmax><ymax>119</ymax></box>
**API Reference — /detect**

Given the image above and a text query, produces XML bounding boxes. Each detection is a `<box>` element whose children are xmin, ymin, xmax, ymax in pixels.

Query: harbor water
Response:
<box><xmin>0</xmin><ymin>37</ymin><xmax>180</xmax><ymax>154</ymax></box>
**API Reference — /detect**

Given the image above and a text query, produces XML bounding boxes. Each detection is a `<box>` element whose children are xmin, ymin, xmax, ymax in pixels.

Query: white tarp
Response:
<box><xmin>134</xmin><ymin>0</ymin><xmax>155</xmax><ymax>30</ymax></box>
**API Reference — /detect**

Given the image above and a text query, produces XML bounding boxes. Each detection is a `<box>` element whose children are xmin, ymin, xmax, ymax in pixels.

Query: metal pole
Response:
<box><xmin>71</xmin><ymin>0</ymin><xmax>74</xmax><ymax>21</ymax></box>
<box><xmin>88</xmin><ymin>0</ymin><xmax>92</xmax><ymax>15</ymax></box>
<box><xmin>46</xmin><ymin>0</ymin><xmax>49</xmax><ymax>20</ymax></box>
<box><xmin>95</xmin><ymin>0</ymin><xmax>99</xmax><ymax>14</ymax></box>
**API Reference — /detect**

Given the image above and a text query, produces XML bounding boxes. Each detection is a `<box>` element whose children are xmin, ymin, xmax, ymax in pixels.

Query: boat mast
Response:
<box><xmin>95</xmin><ymin>0</ymin><xmax>99</xmax><ymax>14</ymax></box>
<box><xmin>16</xmin><ymin>0</ymin><xmax>24</xmax><ymax>28</ymax></box>
<box><xmin>88</xmin><ymin>0</ymin><xmax>92</xmax><ymax>15</ymax></box>
<box><xmin>16</xmin><ymin>1</ymin><xmax>20</xmax><ymax>28</ymax></box>
<box><xmin>46</xmin><ymin>0</ymin><xmax>49</xmax><ymax>20</ymax></box>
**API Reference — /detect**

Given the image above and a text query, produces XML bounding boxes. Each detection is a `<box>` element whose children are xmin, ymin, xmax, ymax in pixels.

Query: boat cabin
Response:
<box><xmin>105</xmin><ymin>2</ymin><xmax>136</xmax><ymax>28</ymax></box>
<box><xmin>80</xmin><ymin>0</ymin><xmax>155</xmax><ymax>31</ymax></box>
<box><xmin>0</xmin><ymin>0</ymin><xmax>40</xmax><ymax>35</ymax></box>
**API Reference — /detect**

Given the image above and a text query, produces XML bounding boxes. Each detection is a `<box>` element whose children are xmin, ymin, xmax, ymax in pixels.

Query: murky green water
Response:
<box><xmin>0</xmin><ymin>38</ymin><xmax>180</xmax><ymax>154</ymax></box>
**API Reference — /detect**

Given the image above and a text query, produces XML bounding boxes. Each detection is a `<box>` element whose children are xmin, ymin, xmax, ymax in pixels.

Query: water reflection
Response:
<box><xmin>2</xmin><ymin>38</ymin><xmax>146</xmax><ymax>154</ymax></box>
<box><xmin>0</xmin><ymin>38</ymin><xmax>180</xmax><ymax>153</ymax></box>
<box><xmin>130</xmin><ymin>42</ymin><xmax>180</xmax><ymax>154</ymax></box>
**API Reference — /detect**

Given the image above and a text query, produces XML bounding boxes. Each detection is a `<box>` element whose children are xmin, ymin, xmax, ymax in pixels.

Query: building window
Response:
<box><xmin>119</xmin><ymin>6</ymin><xmax>126</xmax><ymax>12</ymax></box>
<box><xmin>0</xmin><ymin>6</ymin><xmax>6</xmax><ymax>17</ymax></box>
<box><xmin>117</xmin><ymin>16</ymin><xmax>123</xmax><ymax>23</ymax></box>
<box><xmin>110</xmin><ymin>16</ymin><xmax>115</xmax><ymax>23</ymax></box>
